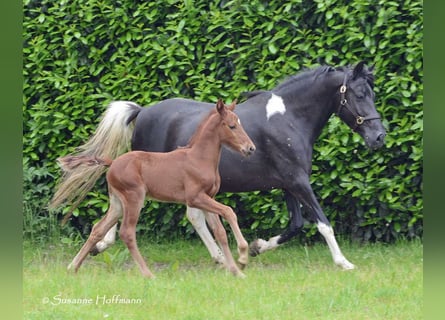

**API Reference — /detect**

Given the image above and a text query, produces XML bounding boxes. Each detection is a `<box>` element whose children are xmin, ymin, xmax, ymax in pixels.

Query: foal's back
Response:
<box><xmin>107</xmin><ymin>150</ymin><xmax>191</xmax><ymax>204</ymax></box>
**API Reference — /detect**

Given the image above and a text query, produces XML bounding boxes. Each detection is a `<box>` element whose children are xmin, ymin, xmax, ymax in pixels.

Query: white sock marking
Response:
<box><xmin>255</xmin><ymin>236</ymin><xmax>281</xmax><ymax>254</ymax></box>
<box><xmin>186</xmin><ymin>207</ymin><xmax>226</xmax><ymax>265</ymax></box>
<box><xmin>317</xmin><ymin>222</ymin><xmax>355</xmax><ymax>270</ymax></box>
<box><xmin>96</xmin><ymin>223</ymin><xmax>117</xmax><ymax>252</ymax></box>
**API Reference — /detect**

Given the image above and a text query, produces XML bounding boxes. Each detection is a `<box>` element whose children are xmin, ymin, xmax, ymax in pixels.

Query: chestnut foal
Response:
<box><xmin>60</xmin><ymin>99</ymin><xmax>255</xmax><ymax>278</ymax></box>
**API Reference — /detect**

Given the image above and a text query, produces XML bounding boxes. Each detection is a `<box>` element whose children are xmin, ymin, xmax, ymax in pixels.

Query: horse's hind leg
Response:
<box><xmin>90</xmin><ymin>223</ymin><xmax>118</xmax><ymax>256</ymax></box>
<box><xmin>189</xmin><ymin>194</ymin><xmax>248</xmax><ymax>278</ymax></box>
<box><xmin>118</xmin><ymin>189</ymin><xmax>154</xmax><ymax>278</ymax></box>
<box><xmin>250</xmin><ymin>191</ymin><xmax>303</xmax><ymax>256</ymax></box>
<box><xmin>186</xmin><ymin>206</ymin><xmax>226</xmax><ymax>265</ymax></box>
<box><xmin>68</xmin><ymin>193</ymin><xmax>122</xmax><ymax>272</ymax></box>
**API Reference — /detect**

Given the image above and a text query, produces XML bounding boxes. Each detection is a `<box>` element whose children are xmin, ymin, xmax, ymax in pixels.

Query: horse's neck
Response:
<box><xmin>277</xmin><ymin>80</ymin><xmax>338</xmax><ymax>144</ymax></box>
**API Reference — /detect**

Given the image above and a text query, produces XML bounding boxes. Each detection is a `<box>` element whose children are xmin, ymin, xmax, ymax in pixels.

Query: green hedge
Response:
<box><xmin>23</xmin><ymin>0</ymin><xmax>423</xmax><ymax>243</ymax></box>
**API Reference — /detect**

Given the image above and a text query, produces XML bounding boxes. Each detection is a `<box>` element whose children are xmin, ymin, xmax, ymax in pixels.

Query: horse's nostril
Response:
<box><xmin>377</xmin><ymin>132</ymin><xmax>386</xmax><ymax>142</ymax></box>
<box><xmin>250</xmin><ymin>146</ymin><xmax>256</xmax><ymax>152</ymax></box>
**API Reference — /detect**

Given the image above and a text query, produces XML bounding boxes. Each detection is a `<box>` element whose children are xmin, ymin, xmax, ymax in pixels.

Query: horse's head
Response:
<box><xmin>336</xmin><ymin>61</ymin><xmax>386</xmax><ymax>150</ymax></box>
<box><xmin>216</xmin><ymin>99</ymin><xmax>256</xmax><ymax>157</ymax></box>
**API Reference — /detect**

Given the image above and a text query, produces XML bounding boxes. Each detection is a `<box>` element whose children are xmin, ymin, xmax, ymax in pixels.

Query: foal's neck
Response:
<box><xmin>187</xmin><ymin>115</ymin><xmax>223</xmax><ymax>166</ymax></box>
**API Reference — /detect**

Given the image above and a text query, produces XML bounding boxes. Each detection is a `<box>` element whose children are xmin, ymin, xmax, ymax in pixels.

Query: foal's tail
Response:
<box><xmin>49</xmin><ymin>101</ymin><xmax>142</xmax><ymax>217</ymax></box>
<box><xmin>57</xmin><ymin>155</ymin><xmax>113</xmax><ymax>171</ymax></box>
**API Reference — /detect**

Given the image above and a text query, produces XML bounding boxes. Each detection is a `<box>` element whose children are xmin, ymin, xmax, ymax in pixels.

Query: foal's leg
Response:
<box><xmin>118</xmin><ymin>189</ymin><xmax>154</xmax><ymax>278</ymax></box>
<box><xmin>186</xmin><ymin>206</ymin><xmax>226</xmax><ymax>265</ymax></box>
<box><xmin>204</xmin><ymin>212</ymin><xmax>247</xmax><ymax>270</ymax></box>
<box><xmin>189</xmin><ymin>194</ymin><xmax>249</xmax><ymax>278</ymax></box>
<box><xmin>68</xmin><ymin>194</ymin><xmax>122</xmax><ymax>272</ymax></box>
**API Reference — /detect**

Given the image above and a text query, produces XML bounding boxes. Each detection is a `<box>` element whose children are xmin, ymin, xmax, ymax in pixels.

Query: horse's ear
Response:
<box><xmin>227</xmin><ymin>99</ymin><xmax>237</xmax><ymax>111</ymax></box>
<box><xmin>353</xmin><ymin>61</ymin><xmax>366</xmax><ymax>79</ymax></box>
<box><xmin>368</xmin><ymin>63</ymin><xmax>375</xmax><ymax>73</ymax></box>
<box><xmin>216</xmin><ymin>98</ymin><xmax>226</xmax><ymax>116</ymax></box>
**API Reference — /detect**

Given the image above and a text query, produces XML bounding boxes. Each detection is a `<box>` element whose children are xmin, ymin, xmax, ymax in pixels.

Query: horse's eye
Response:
<box><xmin>228</xmin><ymin>124</ymin><xmax>236</xmax><ymax>130</ymax></box>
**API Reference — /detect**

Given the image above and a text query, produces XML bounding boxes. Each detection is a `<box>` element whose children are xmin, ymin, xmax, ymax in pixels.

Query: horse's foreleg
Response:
<box><xmin>317</xmin><ymin>221</ymin><xmax>355</xmax><ymax>270</ymax></box>
<box><xmin>186</xmin><ymin>207</ymin><xmax>226</xmax><ymax>265</ymax></box>
<box><xmin>68</xmin><ymin>194</ymin><xmax>122</xmax><ymax>272</ymax></box>
<box><xmin>293</xmin><ymin>181</ymin><xmax>355</xmax><ymax>270</ymax></box>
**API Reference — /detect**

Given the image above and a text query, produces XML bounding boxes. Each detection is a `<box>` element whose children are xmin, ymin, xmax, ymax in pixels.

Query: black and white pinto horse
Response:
<box><xmin>56</xmin><ymin>62</ymin><xmax>385</xmax><ymax>270</ymax></box>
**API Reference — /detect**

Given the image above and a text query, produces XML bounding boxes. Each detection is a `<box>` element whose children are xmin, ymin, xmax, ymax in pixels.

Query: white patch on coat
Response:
<box><xmin>265</xmin><ymin>93</ymin><xmax>286</xmax><ymax>120</ymax></box>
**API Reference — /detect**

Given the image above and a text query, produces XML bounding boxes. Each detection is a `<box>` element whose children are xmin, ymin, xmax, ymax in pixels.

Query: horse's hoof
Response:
<box><xmin>249</xmin><ymin>239</ymin><xmax>261</xmax><ymax>257</ymax></box>
<box><xmin>335</xmin><ymin>258</ymin><xmax>356</xmax><ymax>270</ymax></box>
<box><xmin>89</xmin><ymin>247</ymin><xmax>100</xmax><ymax>256</ymax></box>
<box><xmin>341</xmin><ymin>262</ymin><xmax>356</xmax><ymax>270</ymax></box>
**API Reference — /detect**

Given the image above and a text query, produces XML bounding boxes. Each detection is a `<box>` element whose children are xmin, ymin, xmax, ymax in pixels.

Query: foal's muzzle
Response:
<box><xmin>242</xmin><ymin>144</ymin><xmax>256</xmax><ymax>157</ymax></box>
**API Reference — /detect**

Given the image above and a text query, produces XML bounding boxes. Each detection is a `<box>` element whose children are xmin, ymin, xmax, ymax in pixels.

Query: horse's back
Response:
<box><xmin>132</xmin><ymin>98</ymin><xmax>214</xmax><ymax>151</ymax></box>
<box><xmin>130</xmin><ymin>94</ymin><xmax>291</xmax><ymax>192</ymax></box>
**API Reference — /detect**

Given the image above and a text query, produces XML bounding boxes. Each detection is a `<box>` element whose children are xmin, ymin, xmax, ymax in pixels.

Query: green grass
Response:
<box><xmin>23</xmin><ymin>238</ymin><xmax>422</xmax><ymax>320</ymax></box>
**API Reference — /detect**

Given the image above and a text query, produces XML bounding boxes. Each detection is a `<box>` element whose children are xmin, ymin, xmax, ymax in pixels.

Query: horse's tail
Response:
<box><xmin>49</xmin><ymin>101</ymin><xmax>142</xmax><ymax>217</ymax></box>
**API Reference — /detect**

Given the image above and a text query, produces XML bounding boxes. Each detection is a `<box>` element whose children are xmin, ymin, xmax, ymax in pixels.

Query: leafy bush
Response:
<box><xmin>23</xmin><ymin>0</ymin><xmax>422</xmax><ymax>242</ymax></box>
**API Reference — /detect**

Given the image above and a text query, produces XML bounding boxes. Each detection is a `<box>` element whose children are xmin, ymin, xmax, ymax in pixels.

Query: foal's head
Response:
<box><xmin>216</xmin><ymin>99</ymin><xmax>256</xmax><ymax>157</ymax></box>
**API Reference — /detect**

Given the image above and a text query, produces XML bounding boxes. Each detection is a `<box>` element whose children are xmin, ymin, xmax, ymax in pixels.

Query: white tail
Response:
<box><xmin>50</xmin><ymin>101</ymin><xmax>142</xmax><ymax>214</ymax></box>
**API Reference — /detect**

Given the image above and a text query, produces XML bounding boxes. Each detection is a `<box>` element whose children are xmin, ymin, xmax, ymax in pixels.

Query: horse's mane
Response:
<box><xmin>243</xmin><ymin>64</ymin><xmax>374</xmax><ymax>101</ymax></box>
<box><xmin>273</xmin><ymin>65</ymin><xmax>333</xmax><ymax>91</ymax></box>
<box><xmin>274</xmin><ymin>64</ymin><xmax>375</xmax><ymax>92</ymax></box>
<box><xmin>183</xmin><ymin>108</ymin><xmax>218</xmax><ymax>148</ymax></box>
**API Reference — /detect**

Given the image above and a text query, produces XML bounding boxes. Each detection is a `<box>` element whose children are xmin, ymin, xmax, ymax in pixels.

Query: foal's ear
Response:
<box><xmin>216</xmin><ymin>98</ymin><xmax>226</xmax><ymax>116</ymax></box>
<box><xmin>227</xmin><ymin>99</ymin><xmax>237</xmax><ymax>111</ymax></box>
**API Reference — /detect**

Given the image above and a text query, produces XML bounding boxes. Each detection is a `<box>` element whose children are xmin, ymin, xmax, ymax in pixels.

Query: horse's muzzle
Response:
<box><xmin>368</xmin><ymin>132</ymin><xmax>386</xmax><ymax>150</ymax></box>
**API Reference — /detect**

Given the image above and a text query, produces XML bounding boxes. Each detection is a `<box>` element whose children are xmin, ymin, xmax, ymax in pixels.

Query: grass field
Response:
<box><xmin>23</xmin><ymin>238</ymin><xmax>422</xmax><ymax>319</ymax></box>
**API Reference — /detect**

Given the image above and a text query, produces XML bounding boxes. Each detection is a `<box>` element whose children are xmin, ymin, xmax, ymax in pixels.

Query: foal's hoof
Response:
<box><xmin>238</xmin><ymin>261</ymin><xmax>247</xmax><ymax>270</ymax></box>
<box><xmin>67</xmin><ymin>263</ymin><xmax>78</xmax><ymax>274</ymax></box>
<box><xmin>249</xmin><ymin>239</ymin><xmax>261</xmax><ymax>257</ymax></box>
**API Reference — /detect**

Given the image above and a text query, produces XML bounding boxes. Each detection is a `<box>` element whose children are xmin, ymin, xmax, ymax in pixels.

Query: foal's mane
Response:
<box><xmin>184</xmin><ymin>108</ymin><xmax>219</xmax><ymax>148</ymax></box>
